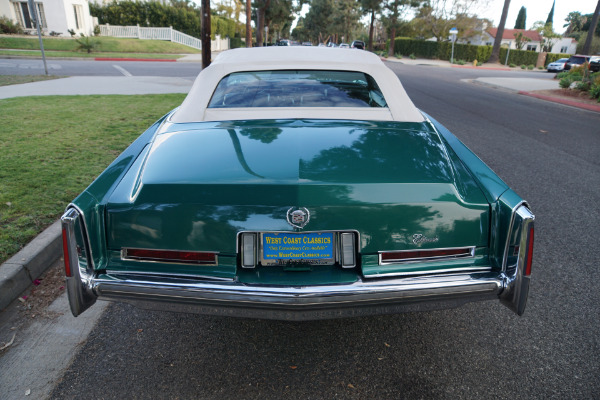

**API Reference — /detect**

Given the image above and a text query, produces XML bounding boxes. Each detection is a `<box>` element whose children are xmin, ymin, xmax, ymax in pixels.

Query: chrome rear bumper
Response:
<box><xmin>91</xmin><ymin>272</ymin><xmax>503</xmax><ymax>320</ymax></box>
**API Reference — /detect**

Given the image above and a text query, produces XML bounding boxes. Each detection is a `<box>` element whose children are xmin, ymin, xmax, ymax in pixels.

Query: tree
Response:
<box><xmin>384</xmin><ymin>0</ymin><xmax>420</xmax><ymax>56</ymax></box>
<box><xmin>489</xmin><ymin>0</ymin><xmax>510</xmax><ymax>64</ymax></box>
<box><xmin>545</xmin><ymin>0</ymin><xmax>554</xmax><ymax>27</ymax></box>
<box><xmin>254</xmin><ymin>0</ymin><xmax>272</xmax><ymax>46</ymax></box>
<box><xmin>563</xmin><ymin>11</ymin><xmax>585</xmax><ymax>36</ymax></box>
<box><xmin>360</xmin><ymin>0</ymin><xmax>382</xmax><ymax>51</ymax></box>
<box><xmin>412</xmin><ymin>0</ymin><xmax>488</xmax><ymax>42</ymax></box>
<box><xmin>513</xmin><ymin>31</ymin><xmax>530</xmax><ymax>50</ymax></box>
<box><xmin>246</xmin><ymin>0</ymin><xmax>252</xmax><ymax>47</ymax></box>
<box><xmin>583</xmin><ymin>0</ymin><xmax>600</xmax><ymax>55</ymax></box>
<box><xmin>303</xmin><ymin>0</ymin><xmax>335</xmax><ymax>43</ymax></box>
<box><xmin>532</xmin><ymin>20</ymin><xmax>561</xmax><ymax>52</ymax></box>
<box><xmin>332</xmin><ymin>0</ymin><xmax>361</xmax><ymax>44</ymax></box>
<box><xmin>514</xmin><ymin>6</ymin><xmax>526</xmax><ymax>29</ymax></box>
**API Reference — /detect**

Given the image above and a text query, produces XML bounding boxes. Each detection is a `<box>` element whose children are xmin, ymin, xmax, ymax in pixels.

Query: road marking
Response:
<box><xmin>113</xmin><ymin>64</ymin><xmax>132</xmax><ymax>77</ymax></box>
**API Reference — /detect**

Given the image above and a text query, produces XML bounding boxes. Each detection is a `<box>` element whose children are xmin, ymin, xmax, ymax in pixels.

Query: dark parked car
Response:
<box><xmin>564</xmin><ymin>55</ymin><xmax>591</xmax><ymax>70</ymax></box>
<box><xmin>62</xmin><ymin>47</ymin><xmax>535</xmax><ymax>321</ymax></box>
<box><xmin>589</xmin><ymin>56</ymin><xmax>600</xmax><ymax>72</ymax></box>
<box><xmin>351</xmin><ymin>40</ymin><xmax>365</xmax><ymax>49</ymax></box>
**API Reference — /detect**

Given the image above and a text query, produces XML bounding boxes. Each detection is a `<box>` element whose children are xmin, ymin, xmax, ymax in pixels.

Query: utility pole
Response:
<box><xmin>201</xmin><ymin>0</ymin><xmax>211</xmax><ymax>68</ymax></box>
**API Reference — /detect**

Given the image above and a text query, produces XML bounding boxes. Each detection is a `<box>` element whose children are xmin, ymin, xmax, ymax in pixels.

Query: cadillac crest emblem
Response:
<box><xmin>287</xmin><ymin>207</ymin><xmax>310</xmax><ymax>229</ymax></box>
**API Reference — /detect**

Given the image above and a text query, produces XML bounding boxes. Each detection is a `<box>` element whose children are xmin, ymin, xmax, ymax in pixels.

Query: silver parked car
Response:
<box><xmin>547</xmin><ymin>58</ymin><xmax>568</xmax><ymax>72</ymax></box>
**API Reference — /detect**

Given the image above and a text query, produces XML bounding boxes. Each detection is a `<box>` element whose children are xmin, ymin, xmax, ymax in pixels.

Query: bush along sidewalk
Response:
<box><xmin>557</xmin><ymin>64</ymin><xmax>600</xmax><ymax>102</ymax></box>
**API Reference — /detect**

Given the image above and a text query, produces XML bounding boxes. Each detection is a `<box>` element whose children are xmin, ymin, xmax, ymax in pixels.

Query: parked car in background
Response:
<box><xmin>276</xmin><ymin>39</ymin><xmax>291</xmax><ymax>46</ymax></box>
<box><xmin>590</xmin><ymin>56</ymin><xmax>600</xmax><ymax>73</ymax></box>
<box><xmin>351</xmin><ymin>40</ymin><xmax>365</xmax><ymax>49</ymax></box>
<box><xmin>302</xmin><ymin>42</ymin><xmax>313</xmax><ymax>46</ymax></box>
<box><xmin>339</xmin><ymin>43</ymin><xmax>350</xmax><ymax>48</ymax></box>
<box><xmin>547</xmin><ymin>58</ymin><xmax>569</xmax><ymax>72</ymax></box>
<box><xmin>564</xmin><ymin>55</ymin><xmax>591</xmax><ymax>70</ymax></box>
<box><xmin>62</xmin><ymin>47</ymin><xmax>535</xmax><ymax>321</ymax></box>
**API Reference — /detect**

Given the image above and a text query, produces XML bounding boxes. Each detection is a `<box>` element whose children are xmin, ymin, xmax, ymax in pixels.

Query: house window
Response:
<box><xmin>73</xmin><ymin>4</ymin><xmax>84</xmax><ymax>30</ymax></box>
<box><xmin>486</xmin><ymin>42</ymin><xmax>492</xmax><ymax>46</ymax></box>
<box><xmin>36</xmin><ymin>3</ymin><xmax>46</xmax><ymax>28</ymax></box>
<box><xmin>11</xmin><ymin>2</ymin><xmax>46</xmax><ymax>29</ymax></box>
<box><xmin>526</xmin><ymin>44</ymin><xmax>537</xmax><ymax>52</ymax></box>
<box><xmin>560</xmin><ymin>46</ymin><xmax>568</xmax><ymax>53</ymax></box>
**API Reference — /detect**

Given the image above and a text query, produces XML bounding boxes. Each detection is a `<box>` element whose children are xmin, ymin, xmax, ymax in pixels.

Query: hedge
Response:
<box><xmin>392</xmin><ymin>38</ymin><xmax>492</xmax><ymax>62</ymax></box>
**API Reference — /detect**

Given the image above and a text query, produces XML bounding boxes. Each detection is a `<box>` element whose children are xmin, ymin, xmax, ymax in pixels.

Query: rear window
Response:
<box><xmin>207</xmin><ymin>70</ymin><xmax>387</xmax><ymax>108</ymax></box>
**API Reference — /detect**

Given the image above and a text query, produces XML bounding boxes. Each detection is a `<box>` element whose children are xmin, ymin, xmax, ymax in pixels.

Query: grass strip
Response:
<box><xmin>0</xmin><ymin>75</ymin><xmax>60</xmax><ymax>87</ymax></box>
<box><xmin>0</xmin><ymin>94</ymin><xmax>186</xmax><ymax>264</ymax></box>
<box><xmin>0</xmin><ymin>36</ymin><xmax>199</xmax><ymax>54</ymax></box>
<box><xmin>0</xmin><ymin>50</ymin><xmax>183</xmax><ymax>59</ymax></box>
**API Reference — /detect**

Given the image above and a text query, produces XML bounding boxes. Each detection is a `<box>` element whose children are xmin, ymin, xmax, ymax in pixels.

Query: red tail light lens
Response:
<box><xmin>525</xmin><ymin>226</ymin><xmax>534</xmax><ymax>276</ymax></box>
<box><xmin>62</xmin><ymin>226</ymin><xmax>72</xmax><ymax>277</ymax></box>
<box><xmin>122</xmin><ymin>248</ymin><xmax>217</xmax><ymax>265</ymax></box>
<box><xmin>380</xmin><ymin>247</ymin><xmax>474</xmax><ymax>264</ymax></box>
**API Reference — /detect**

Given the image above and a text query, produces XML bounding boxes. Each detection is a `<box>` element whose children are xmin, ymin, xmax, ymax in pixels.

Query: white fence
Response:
<box><xmin>99</xmin><ymin>24</ymin><xmax>229</xmax><ymax>51</ymax></box>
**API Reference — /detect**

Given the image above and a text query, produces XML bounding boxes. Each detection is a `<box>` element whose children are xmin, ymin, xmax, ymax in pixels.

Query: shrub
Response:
<box><xmin>456</xmin><ymin>59</ymin><xmax>466</xmax><ymax>65</ymax></box>
<box><xmin>527</xmin><ymin>64</ymin><xmax>534</xmax><ymax>70</ymax></box>
<box><xmin>49</xmin><ymin>31</ymin><xmax>62</xmax><ymax>36</ymax></box>
<box><xmin>509</xmin><ymin>63</ymin><xmax>516</xmax><ymax>68</ymax></box>
<box><xmin>93</xmin><ymin>25</ymin><xmax>101</xmax><ymax>36</ymax></box>
<box><xmin>576</xmin><ymin>81</ymin><xmax>591</xmax><ymax>91</ymax></box>
<box><xmin>75</xmin><ymin>36</ymin><xmax>98</xmax><ymax>53</ymax></box>
<box><xmin>559</xmin><ymin>76</ymin><xmax>572</xmax><ymax>89</ymax></box>
<box><xmin>521</xmin><ymin>64</ymin><xmax>526</xmax><ymax>69</ymax></box>
<box><xmin>499</xmin><ymin>48</ymin><xmax>538</xmax><ymax>66</ymax></box>
<box><xmin>590</xmin><ymin>82</ymin><xmax>600</xmax><ymax>101</ymax></box>
<box><xmin>556</xmin><ymin>71</ymin><xmax>569</xmax><ymax>79</ymax></box>
<box><xmin>0</xmin><ymin>16</ymin><xmax>23</xmax><ymax>34</ymax></box>
<box><xmin>477</xmin><ymin>61</ymin><xmax>483</xmax><ymax>66</ymax></box>
<box><xmin>409</xmin><ymin>53</ymin><xmax>416</xmax><ymax>60</ymax></box>
<box><xmin>395</xmin><ymin>53</ymin><xmax>402</xmax><ymax>59</ymax></box>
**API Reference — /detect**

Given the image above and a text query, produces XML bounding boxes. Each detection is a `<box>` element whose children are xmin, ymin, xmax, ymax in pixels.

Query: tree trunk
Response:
<box><xmin>246</xmin><ymin>0</ymin><xmax>252</xmax><ymax>47</ymax></box>
<box><xmin>489</xmin><ymin>0</ymin><xmax>511</xmax><ymax>64</ymax></box>
<box><xmin>583</xmin><ymin>0</ymin><xmax>600</xmax><ymax>55</ymax></box>
<box><xmin>257</xmin><ymin>10</ymin><xmax>263</xmax><ymax>46</ymax></box>
<box><xmin>388</xmin><ymin>25</ymin><xmax>396</xmax><ymax>56</ymax></box>
<box><xmin>368</xmin><ymin>9</ymin><xmax>375</xmax><ymax>51</ymax></box>
<box><xmin>201</xmin><ymin>0</ymin><xmax>211</xmax><ymax>68</ymax></box>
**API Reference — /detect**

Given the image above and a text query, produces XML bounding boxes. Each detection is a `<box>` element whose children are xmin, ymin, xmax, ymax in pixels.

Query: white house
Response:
<box><xmin>0</xmin><ymin>0</ymin><xmax>94</xmax><ymax>36</ymax></box>
<box><xmin>478</xmin><ymin>28</ymin><xmax>577</xmax><ymax>55</ymax></box>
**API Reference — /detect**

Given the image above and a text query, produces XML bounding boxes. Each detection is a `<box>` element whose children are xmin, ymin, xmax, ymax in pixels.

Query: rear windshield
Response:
<box><xmin>207</xmin><ymin>70</ymin><xmax>387</xmax><ymax>108</ymax></box>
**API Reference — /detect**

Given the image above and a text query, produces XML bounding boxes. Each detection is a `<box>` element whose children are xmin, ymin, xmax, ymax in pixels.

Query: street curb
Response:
<box><xmin>94</xmin><ymin>57</ymin><xmax>177</xmax><ymax>62</ymax></box>
<box><xmin>519</xmin><ymin>91</ymin><xmax>600</xmax><ymax>113</ymax></box>
<box><xmin>0</xmin><ymin>220</ymin><xmax>62</xmax><ymax>311</ymax></box>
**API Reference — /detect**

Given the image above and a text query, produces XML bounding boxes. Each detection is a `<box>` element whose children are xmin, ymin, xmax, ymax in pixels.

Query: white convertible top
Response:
<box><xmin>171</xmin><ymin>46</ymin><xmax>425</xmax><ymax>123</ymax></box>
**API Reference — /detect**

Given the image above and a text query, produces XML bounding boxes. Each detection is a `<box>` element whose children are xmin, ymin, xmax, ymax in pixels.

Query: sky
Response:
<box><xmin>480</xmin><ymin>0</ymin><xmax>599</xmax><ymax>33</ymax></box>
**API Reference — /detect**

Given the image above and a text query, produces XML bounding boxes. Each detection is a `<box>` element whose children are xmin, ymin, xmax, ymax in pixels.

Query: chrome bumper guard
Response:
<box><xmin>91</xmin><ymin>272</ymin><xmax>503</xmax><ymax>320</ymax></box>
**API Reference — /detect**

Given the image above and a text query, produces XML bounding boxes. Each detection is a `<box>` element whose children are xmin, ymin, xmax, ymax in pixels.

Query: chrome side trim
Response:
<box><xmin>105</xmin><ymin>270</ymin><xmax>234</xmax><ymax>281</ymax></box>
<box><xmin>61</xmin><ymin>208</ymin><xmax>98</xmax><ymax>317</ymax></box>
<box><xmin>499</xmin><ymin>205</ymin><xmax>534</xmax><ymax>316</ymax></box>
<box><xmin>66</xmin><ymin>203</ymin><xmax>95</xmax><ymax>271</ymax></box>
<box><xmin>378</xmin><ymin>246</ymin><xmax>476</xmax><ymax>265</ymax></box>
<box><xmin>501</xmin><ymin>200</ymin><xmax>528</xmax><ymax>273</ymax></box>
<box><xmin>365</xmin><ymin>265</ymin><xmax>491</xmax><ymax>278</ymax></box>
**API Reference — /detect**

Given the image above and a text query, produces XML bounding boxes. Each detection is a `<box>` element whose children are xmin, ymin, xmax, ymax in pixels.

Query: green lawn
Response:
<box><xmin>0</xmin><ymin>94</ymin><xmax>186</xmax><ymax>264</ymax></box>
<box><xmin>0</xmin><ymin>36</ymin><xmax>200</xmax><ymax>54</ymax></box>
<box><xmin>0</xmin><ymin>49</ymin><xmax>184</xmax><ymax>59</ymax></box>
<box><xmin>0</xmin><ymin>75</ymin><xmax>59</xmax><ymax>86</ymax></box>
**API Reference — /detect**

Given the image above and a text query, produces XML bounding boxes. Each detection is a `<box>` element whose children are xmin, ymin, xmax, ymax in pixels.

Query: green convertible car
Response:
<box><xmin>62</xmin><ymin>47</ymin><xmax>534</xmax><ymax>320</ymax></box>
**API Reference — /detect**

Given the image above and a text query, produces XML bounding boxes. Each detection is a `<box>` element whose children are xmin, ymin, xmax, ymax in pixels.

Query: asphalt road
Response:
<box><xmin>0</xmin><ymin>59</ymin><xmax>202</xmax><ymax>78</ymax></box>
<box><xmin>15</xmin><ymin>61</ymin><xmax>600</xmax><ymax>399</ymax></box>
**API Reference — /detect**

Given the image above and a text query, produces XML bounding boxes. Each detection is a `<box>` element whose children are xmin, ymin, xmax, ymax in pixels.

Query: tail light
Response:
<box><xmin>379</xmin><ymin>247</ymin><xmax>474</xmax><ymax>264</ymax></box>
<box><xmin>524</xmin><ymin>226</ymin><xmax>534</xmax><ymax>276</ymax></box>
<box><xmin>62</xmin><ymin>226</ymin><xmax>72</xmax><ymax>277</ymax></box>
<box><xmin>122</xmin><ymin>248</ymin><xmax>218</xmax><ymax>265</ymax></box>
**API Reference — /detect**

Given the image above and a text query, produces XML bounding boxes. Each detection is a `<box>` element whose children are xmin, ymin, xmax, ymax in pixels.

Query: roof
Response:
<box><xmin>170</xmin><ymin>47</ymin><xmax>424</xmax><ymax>124</ymax></box>
<box><xmin>487</xmin><ymin>28</ymin><xmax>542</xmax><ymax>42</ymax></box>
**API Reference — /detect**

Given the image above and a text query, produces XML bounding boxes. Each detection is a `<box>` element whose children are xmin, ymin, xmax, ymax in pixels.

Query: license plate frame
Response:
<box><xmin>260</xmin><ymin>231</ymin><xmax>335</xmax><ymax>266</ymax></box>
